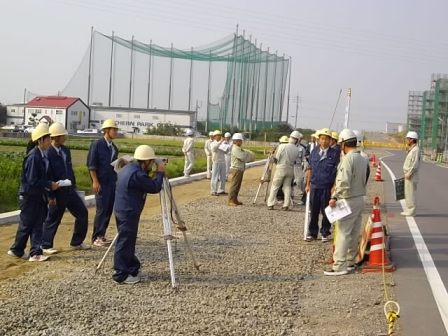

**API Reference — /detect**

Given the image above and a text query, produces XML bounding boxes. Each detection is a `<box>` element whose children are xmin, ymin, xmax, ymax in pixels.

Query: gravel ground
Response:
<box><xmin>0</xmin><ymin>164</ymin><xmax>398</xmax><ymax>336</ymax></box>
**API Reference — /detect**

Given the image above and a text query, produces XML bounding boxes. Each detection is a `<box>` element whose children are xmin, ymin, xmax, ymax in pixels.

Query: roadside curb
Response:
<box><xmin>0</xmin><ymin>159</ymin><xmax>267</xmax><ymax>225</ymax></box>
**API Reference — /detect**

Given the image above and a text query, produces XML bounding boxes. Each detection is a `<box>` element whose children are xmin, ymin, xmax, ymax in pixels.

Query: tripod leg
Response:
<box><xmin>164</xmin><ymin>178</ymin><xmax>200</xmax><ymax>271</ymax></box>
<box><xmin>303</xmin><ymin>192</ymin><xmax>311</xmax><ymax>240</ymax></box>
<box><xmin>95</xmin><ymin>233</ymin><xmax>119</xmax><ymax>274</ymax></box>
<box><xmin>160</xmin><ymin>181</ymin><xmax>177</xmax><ymax>288</ymax></box>
<box><xmin>253</xmin><ymin>182</ymin><xmax>263</xmax><ymax>204</ymax></box>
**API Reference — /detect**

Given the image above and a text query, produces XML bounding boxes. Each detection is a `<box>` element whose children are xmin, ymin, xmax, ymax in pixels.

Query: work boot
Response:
<box><xmin>235</xmin><ymin>200</ymin><xmax>243</xmax><ymax>205</ymax></box>
<box><xmin>228</xmin><ymin>200</ymin><xmax>238</xmax><ymax>207</ymax></box>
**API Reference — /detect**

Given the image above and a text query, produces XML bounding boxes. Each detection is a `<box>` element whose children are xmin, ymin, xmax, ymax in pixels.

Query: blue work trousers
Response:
<box><xmin>92</xmin><ymin>183</ymin><xmax>115</xmax><ymax>241</ymax></box>
<box><xmin>308</xmin><ymin>186</ymin><xmax>332</xmax><ymax>238</ymax></box>
<box><xmin>10</xmin><ymin>196</ymin><xmax>47</xmax><ymax>257</ymax></box>
<box><xmin>42</xmin><ymin>188</ymin><xmax>88</xmax><ymax>248</ymax></box>
<box><xmin>112</xmin><ymin>213</ymin><xmax>141</xmax><ymax>283</ymax></box>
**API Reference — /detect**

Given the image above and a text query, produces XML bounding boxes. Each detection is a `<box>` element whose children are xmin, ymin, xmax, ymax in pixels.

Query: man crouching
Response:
<box><xmin>113</xmin><ymin>145</ymin><xmax>165</xmax><ymax>284</ymax></box>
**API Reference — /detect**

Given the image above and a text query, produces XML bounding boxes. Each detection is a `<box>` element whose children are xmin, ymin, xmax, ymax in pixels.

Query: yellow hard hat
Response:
<box><xmin>317</xmin><ymin>128</ymin><xmax>332</xmax><ymax>138</ymax></box>
<box><xmin>213</xmin><ymin>130</ymin><xmax>222</xmax><ymax>136</ymax></box>
<box><xmin>31</xmin><ymin>123</ymin><xmax>51</xmax><ymax>142</ymax></box>
<box><xmin>101</xmin><ymin>119</ymin><xmax>118</xmax><ymax>130</ymax></box>
<box><xmin>134</xmin><ymin>145</ymin><xmax>156</xmax><ymax>160</ymax></box>
<box><xmin>331</xmin><ymin>131</ymin><xmax>339</xmax><ymax>140</ymax></box>
<box><xmin>279</xmin><ymin>135</ymin><xmax>289</xmax><ymax>143</ymax></box>
<box><xmin>311</xmin><ymin>130</ymin><xmax>319</xmax><ymax>138</ymax></box>
<box><xmin>49</xmin><ymin>122</ymin><xmax>68</xmax><ymax>137</ymax></box>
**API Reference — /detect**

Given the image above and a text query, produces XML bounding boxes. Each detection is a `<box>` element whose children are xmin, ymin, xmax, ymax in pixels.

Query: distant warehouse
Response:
<box><xmin>89</xmin><ymin>105</ymin><xmax>196</xmax><ymax>134</ymax></box>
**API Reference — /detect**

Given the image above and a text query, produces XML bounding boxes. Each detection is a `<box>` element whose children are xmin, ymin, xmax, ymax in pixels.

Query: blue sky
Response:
<box><xmin>1</xmin><ymin>0</ymin><xmax>447</xmax><ymax>131</ymax></box>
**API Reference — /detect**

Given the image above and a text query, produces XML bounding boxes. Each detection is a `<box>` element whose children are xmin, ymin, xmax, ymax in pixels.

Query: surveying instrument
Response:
<box><xmin>95</xmin><ymin>161</ymin><xmax>200</xmax><ymax>288</ymax></box>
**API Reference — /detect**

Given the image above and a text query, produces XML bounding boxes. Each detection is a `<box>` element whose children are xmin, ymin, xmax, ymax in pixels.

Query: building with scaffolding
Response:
<box><xmin>408</xmin><ymin>74</ymin><xmax>448</xmax><ymax>159</ymax></box>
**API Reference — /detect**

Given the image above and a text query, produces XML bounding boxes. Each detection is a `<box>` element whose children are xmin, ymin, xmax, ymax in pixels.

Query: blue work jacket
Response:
<box><xmin>19</xmin><ymin>147</ymin><xmax>51</xmax><ymax>198</ymax></box>
<box><xmin>86</xmin><ymin>137</ymin><xmax>118</xmax><ymax>185</ymax></box>
<box><xmin>114</xmin><ymin>162</ymin><xmax>164</xmax><ymax>217</ymax></box>
<box><xmin>309</xmin><ymin>146</ymin><xmax>340</xmax><ymax>189</ymax></box>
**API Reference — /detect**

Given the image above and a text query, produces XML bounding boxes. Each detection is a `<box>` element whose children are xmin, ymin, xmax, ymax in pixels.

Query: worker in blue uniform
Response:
<box><xmin>305</xmin><ymin>128</ymin><xmax>340</xmax><ymax>242</ymax></box>
<box><xmin>8</xmin><ymin>123</ymin><xmax>60</xmax><ymax>262</ymax></box>
<box><xmin>112</xmin><ymin>145</ymin><xmax>165</xmax><ymax>284</ymax></box>
<box><xmin>87</xmin><ymin>119</ymin><xmax>119</xmax><ymax>247</ymax></box>
<box><xmin>41</xmin><ymin>122</ymin><xmax>90</xmax><ymax>254</ymax></box>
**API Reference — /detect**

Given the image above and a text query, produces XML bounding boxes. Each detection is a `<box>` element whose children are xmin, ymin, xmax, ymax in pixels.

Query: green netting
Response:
<box><xmin>62</xmin><ymin>30</ymin><xmax>289</xmax><ymax>132</ymax></box>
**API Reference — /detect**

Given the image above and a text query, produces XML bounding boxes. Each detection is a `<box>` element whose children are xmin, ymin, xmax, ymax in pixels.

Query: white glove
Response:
<box><xmin>57</xmin><ymin>179</ymin><xmax>72</xmax><ymax>187</ymax></box>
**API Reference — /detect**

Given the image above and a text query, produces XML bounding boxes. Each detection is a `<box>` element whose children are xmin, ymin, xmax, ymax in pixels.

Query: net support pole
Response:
<box><xmin>278</xmin><ymin>54</ymin><xmax>286</xmax><ymax>124</ymax></box>
<box><xmin>188</xmin><ymin>47</ymin><xmax>193</xmax><ymax>111</ymax></box>
<box><xmin>128</xmin><ymin>35</ymin><xmax>135</xmax><ymax>109</ymax></box>
<box><xmin>168</xmin><ymin>43</ymin><xmax>174</xmax><ymax>110</ymax></box>
<box><xmin>108</xmin><ymin>31</ymin><xmax>115</xmax><ymax>107</ymax></box>
<box><xmin>206</xmin><ymin>51</ymin><xmax>212</xmax><ymax>132</ymax></box>
<box><xmin>270</xmin><ymin>51</ymin><xmax>278</xmax><ymax>129</ymax></box>
<box><xmin>262</xmin><ymin>47</ymin><xmax>270</xmax><ymax>130</ymax></box>
<box><xmin>231</xmin><ymin>25</ymin><xmax>239</xmax><ymax>129</ymax></box>
<box><xmin>343</xmin><ymin>88</ymin><xmax>352</xmax><ymax>129</ymax></box>
<box><xmin>249</xmin><ymin>40</ymin><xmax>258</xmax><ymax>134</ymax></box>
<box><xmin>87</xmin><ymin>26</ymin><xmax>94</xmax><ymax>106</ymax></box>
<box><xmin>286</xmin><ymin>56</ymin><xmax>291</xmax><ymax>127</ymax></box>
<box><xmin>146</xmin><ymin>40</ymin><xmax>152</xmax><ymax>109</ymax></box>
<box><xmin>237</xmin><ymin>30</ymin><xmax>246</xmax><ymax>129</ymax></box>
<box><xmin>254</xmin><ymin>43</ymin><xmax>262</xmax><ymax>132</ymax></box>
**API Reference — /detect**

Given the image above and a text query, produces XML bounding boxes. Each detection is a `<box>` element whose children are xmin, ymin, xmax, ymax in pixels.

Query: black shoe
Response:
<box><xmin>211</xmin><ymin>192</ymin><xmax>219</xmax><ymax>196</ymax></box>
<box><xmin>218</xmin><ymin>191</ymin><xmax>228</xmax><ymax>195</ymax></box>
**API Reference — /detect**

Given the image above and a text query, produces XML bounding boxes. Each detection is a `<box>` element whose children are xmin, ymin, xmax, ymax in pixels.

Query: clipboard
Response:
<box><xmin>394</xmin><ymin>177</ymin><xmax>405</xmax><ymax>201</ymax></box>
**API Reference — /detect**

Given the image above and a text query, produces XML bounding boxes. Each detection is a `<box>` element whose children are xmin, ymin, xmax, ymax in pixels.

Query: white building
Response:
<box><xmin>25</xmin><ymin>96</ymin><xmax>90</xmax><ymax>133</ymax></box>
<box><xmin>89</xmin><ymin>106</ymin><xmax>196</xmax><ymax>134</ymax></box>
<box><xmin>6</xmin><ymin>104</ymin><xmax>26</xmax><ymax>126</ymax></box>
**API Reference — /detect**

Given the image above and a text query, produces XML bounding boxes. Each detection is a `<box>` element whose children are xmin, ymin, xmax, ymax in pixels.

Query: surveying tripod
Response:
<box><xmin>252</xmin><ymin>154</ymin><xmax>274</xmax><ymax>204</ymax></box>
<box><xmin>95</xmin><ymin>176</ymin><xmax>200</xmax><ymax>288</ymax></box>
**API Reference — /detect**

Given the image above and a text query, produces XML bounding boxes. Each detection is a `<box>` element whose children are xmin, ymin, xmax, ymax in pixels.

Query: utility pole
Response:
<box><xmin>294</xmin><ymin>95</ymin><xmax>299</xmax><ymax>129</ymax></box>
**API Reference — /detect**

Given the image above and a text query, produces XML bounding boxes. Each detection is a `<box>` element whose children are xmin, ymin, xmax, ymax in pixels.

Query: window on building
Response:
<box><xmin>116</xmin><ymin>114</ymin><xmax>123</xmax><ymax>118</ymax></box>
<box><xmin>134</xmin><ymin>114</ymin><xmax>140</xmax><ymax>119</ymax></box>
<box><xmin>36</xmin><ymin>109</ymin><xmax>41</xmax><ymax>114</ymax></box>
<box><xmin>56</xmin><ymin>110</ymin><xmax>63</xmax><ymax>115</ymax></box>
<box><xmin>11</xmin><ymin>109</ymin><xmax>15</xmax><ymax>113</ymax></box>
<box><xmin>152</xmin><ymin>116</ymin><xmax>159</xmax><ymax>120</ymax></box>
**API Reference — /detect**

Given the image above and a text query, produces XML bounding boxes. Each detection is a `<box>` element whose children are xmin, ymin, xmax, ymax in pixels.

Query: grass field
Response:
<box><xmin>0</xmin><ymin>136</ymin><xmax>266</xmax><ymax>212</ymax></box>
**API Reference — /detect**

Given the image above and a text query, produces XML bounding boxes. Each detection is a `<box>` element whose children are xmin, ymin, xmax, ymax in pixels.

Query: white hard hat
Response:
<box><xmin>232</xmin><ymin>133</ymin><xmax>244</xmax><ymax>141</ymax></box>
<box><xmin>213</xmin><ymin>130</ymin><xmax>222</xmax><ymax>136</ymax></box>
<box><xmin>134</xmin><ymin>145</ymin><xmax>156</xmax><ymax>160</ymax></box>
<box><xmin>49</xmin><ymin>122</ymin><xmax>68</xmax><ymax>137</ymax></box>
<box><xmin>406</xmin><ymin>131</ymin><xmax>418</xmax><ymax>140</ymax></box>
<box><xmin>101</xmin><ymin>119</ymin><xmax>118</xmax><ymax>130</ymax></box>
<box><xmin>224</xmin><ymin>132</ymin><xmax>231</xmax><ymax>138</ymax></box>
<box><xmin>338</xmin><ymin>128</ymin><xmax>357</xmax><ymax>143</ymax></box>
<box><xmin>31</xmin><ymin>123</ymin><xmax>51</xmax><ymax>142</ymax></box>
<box><xmin>208</xmin><ymin>131</ymin><xmax>214</xmax><ymax>136</ymax></box>
<box><xmin>185</xmin><ymin>129</ymin><xmax>193</xmax><ymax>136</ymax></box>
<box><xmin>290</xmin><ymin>130</ymin><xmax>302</xmax><ymax>139</ymax></box>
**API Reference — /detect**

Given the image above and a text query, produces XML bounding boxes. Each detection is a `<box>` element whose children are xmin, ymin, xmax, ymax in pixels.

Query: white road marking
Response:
<box><xmin>381</xmin><ymin>159</ymin><xmax>448</xmax><ymax>334</ymax></box>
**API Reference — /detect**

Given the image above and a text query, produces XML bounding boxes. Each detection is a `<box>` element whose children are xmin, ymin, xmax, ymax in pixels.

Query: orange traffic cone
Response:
<box><xmin>362</xmin><ymin>197</ymin><xmax>395</xmax><ymax>273</ymax></box>
<box><xmin>371</xmin><ymin>154</ymin><xmax>378</xmax><ymax>167</ymax></box>
<box><xmin>375</xmin><ymin>161</ymin><xmax>383</xmax><ymax>181</ymax></box>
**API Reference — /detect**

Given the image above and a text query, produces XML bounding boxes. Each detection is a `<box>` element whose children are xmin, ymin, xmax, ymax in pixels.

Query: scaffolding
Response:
<box><xmin>62</xmin><ymin>28</ymin><xmax>290</xmax><ymax>132</ymax></box>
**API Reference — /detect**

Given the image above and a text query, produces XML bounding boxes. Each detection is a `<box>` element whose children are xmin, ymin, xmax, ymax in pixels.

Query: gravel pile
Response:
<box><xmin>0</xmin><ymin>168</ymin><xmax>397</xmax><ymax>336</ymax></box>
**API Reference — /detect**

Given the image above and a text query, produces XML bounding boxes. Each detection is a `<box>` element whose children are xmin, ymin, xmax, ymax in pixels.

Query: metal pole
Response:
<box><xmin>146</xmin><ymin>40</ymin><xmax>152</xmax><ymax>109</ymax></box>
<box><xmin>278</xmin><ymin>54</ymin><xmax>286</xmax><ymax>123</ymax></box>
<box><xmin>206</xmin><ymin>51</ymin><xmax>212</xmax><ymax>132</ymax></box>
<box><xmin>87</xmin><ymin>26</ymin><xmax>94</xmax><ymax>106</ymax></box>
<box><xmin>188</xmin><ymin>47</ymin><xmax>194</xmax><ymax>111</ymax></box>
<box><xmin>262</xmin><ymin>48</ymin><xmax>270</xmax><ymax>130</ymax></box>
<box><xmin>286</xmin><ymin>56</ymin><xmax>291</xmax><ymax>125</ymax></box>
<box><xmin>249</xmin><ymin>40</ymin><xmax>258</xmax><ymax>134</ymax></box>
<box><xmin>168</xmin><ymin>43</ymin><xmax>173</xmax><ymax>110</ymax></box>
<box><xmin>128</xmin><ymin>35</ymin><xmax>134</xmax><ymax>109</ymax></box>
<box><xmin>344</xmin><ymin>88</ymin><xmax>352</xmax><ymax>128</ymax></box>
<box><xmin>270</xmin><ymin>51</ymin><xmax>278</xmax><ymax>129</ymax></box>
<box><xmin>230</xmin><ymin>25</ymin><xmax>239</xmax><ymax>128</ymax></box>
<box><xmin>295</xmin><ymin>95</ymin><xmax>299</xmax><ymax>129</ymax></box>
<box><xmin>108</xmin><ymin>31</ymin><xmax>115</xmax><ymax>107</ymax></box>
<box><xmin>237</xmin><ymin>30</ymin><xmax>246</xmax><ymax>130</ymax></box>
<box><xmin>254</xmin><ymin>43</ymin><xmax>262</xmax><ymax>132</ymax></box>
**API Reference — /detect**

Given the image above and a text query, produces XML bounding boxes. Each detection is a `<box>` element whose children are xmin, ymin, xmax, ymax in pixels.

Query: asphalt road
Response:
<box><xmin>381</xmin><ymin>150</ymin><xmax>448</xmax><ymax>336</ymax></box>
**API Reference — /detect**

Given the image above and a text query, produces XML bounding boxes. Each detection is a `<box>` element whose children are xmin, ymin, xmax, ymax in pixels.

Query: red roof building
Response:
<box><xmin>27</xmin><ymin>96</ymin><xmax>80</xmax><ymax>109</ymax></box>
